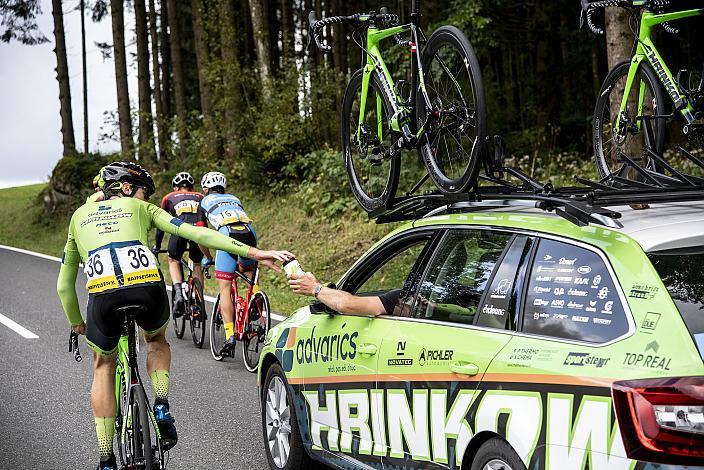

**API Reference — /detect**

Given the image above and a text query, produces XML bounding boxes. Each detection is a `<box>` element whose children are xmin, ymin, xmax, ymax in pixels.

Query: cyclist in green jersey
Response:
<box><xmin>57</xmin><ymin>161</ymin><xmax>293</xmax><ymax>470</ymax></box>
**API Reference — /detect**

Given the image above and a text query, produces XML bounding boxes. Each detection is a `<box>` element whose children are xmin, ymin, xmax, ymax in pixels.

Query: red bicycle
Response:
<box><xmin>207</xmin><ymin>265</ymin><xmax>271</xmax><ymax>372</ymax></box>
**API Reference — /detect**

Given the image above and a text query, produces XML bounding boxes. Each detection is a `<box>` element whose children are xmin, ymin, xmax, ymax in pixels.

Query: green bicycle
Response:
<box><xmin>584</xmin><ymin>0</ymin><xmax>704</xmax><ymax>179</ymax></box>
<box><xmin>70</xmin><ymin>305</ymin><xmax>166</xmax><ymax>469</ymax></box>
<box><xmin>309</xmin><ymin>0</ymin><xmax>487</xmax><ymax>211</ymax></box>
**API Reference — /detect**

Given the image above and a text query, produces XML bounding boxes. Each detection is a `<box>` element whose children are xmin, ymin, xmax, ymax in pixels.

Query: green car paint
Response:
<box><xmin>258</xmin><ymin>212</ymin><xmax>704</xmax><ymax>470</ymax></box>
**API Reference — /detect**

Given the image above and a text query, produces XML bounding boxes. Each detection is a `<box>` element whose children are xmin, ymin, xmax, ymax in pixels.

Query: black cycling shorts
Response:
<box><xmin>167</xmin><ymin>234</ymin><xmax>204</xmax><ymax>263</ymax></box>
<box><xmin>86</xmin><ymin>282</ymin><xmax>170</xmax><ymax>355</ymax></box>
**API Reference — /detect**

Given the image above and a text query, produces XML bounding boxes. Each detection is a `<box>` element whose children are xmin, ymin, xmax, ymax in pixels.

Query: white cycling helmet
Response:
<box><xmin>201</xmin><ymin>171</ymin><xmax>227</xmax><ymax>190</ymax></box>
<box><xmin>172</xmin><ymin>171</ymin><xmax>194</xmax><ymax>187</ymax></box>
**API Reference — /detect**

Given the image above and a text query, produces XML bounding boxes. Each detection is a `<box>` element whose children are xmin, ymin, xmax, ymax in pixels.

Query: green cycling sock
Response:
<box><xmin>150</xmin><ymin>369</ymin><xmax>171</xmax><ymax>403</ymax></box>
<box><xmin>95</xmin><ymin>417</ymin><xmax>115</xmax><ymax>458</ymax></box>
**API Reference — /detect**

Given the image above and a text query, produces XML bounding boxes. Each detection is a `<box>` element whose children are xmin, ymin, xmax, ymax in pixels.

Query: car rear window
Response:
<box><xmin>648</xmin><ymin>248</ymin><xmax>704</xmax><ymax>355</ymax></box>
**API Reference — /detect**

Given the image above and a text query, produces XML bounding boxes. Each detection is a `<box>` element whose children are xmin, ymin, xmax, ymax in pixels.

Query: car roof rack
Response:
<box><xmin>371</xmin><ymin>145</ymin><xmax>704</xmax><ymax>228</ymax></box>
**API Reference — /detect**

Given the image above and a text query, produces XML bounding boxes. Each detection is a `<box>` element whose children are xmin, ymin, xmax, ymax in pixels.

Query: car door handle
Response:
<box><xmin>449</xmin><ymin>361</ymin><xmax>479</xmax><ymax>376</ymax></box>
<box><xmin>357</xmin><ymin>343</ymin><xmax>378</xmax><ymax>356</ymax></box>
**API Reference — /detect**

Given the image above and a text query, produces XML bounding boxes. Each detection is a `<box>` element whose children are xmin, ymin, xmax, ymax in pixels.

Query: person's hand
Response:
<box><xmin>288</xmin><ymin>272</ymin><xmax>320</xmax><ymax>296</ymax></box>
<box><xmin>72</xmin><ymin>322</ymin><xmax>86</xmax><ymax>336</ymax></box>
<box><xmin>252</xmin><ymin>249</ymin><xmax>295</xmax><ymax>274</ymax></box>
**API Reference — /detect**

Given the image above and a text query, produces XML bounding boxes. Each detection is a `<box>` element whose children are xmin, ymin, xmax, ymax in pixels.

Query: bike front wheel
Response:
<box><xmin>209</xmin><ymin>295</ymin><xmax>226</xmax><ymax>361</ymax></box>
<box><xmin>189</xmin><ymin>278</ymin><xmax>207</xmax><ymax>348</ymax></box>
<box><xmin>417</xmin><ymin>25</ymin><xmax>487</xmax><ymax>193</ymax></box>
<box><xmin>242</xmin><ymin>291</ymin><xmax>272</xmax><ymax>373</ymax></box>
<box><xmin>342</xmin><ymin>69</ymin><xmax>400</xmax><ymax>212</ymax></box>
<box><xmin>593</xmin><ymin>60</ymin><xmax>667</xmax><ymax>180</ymax></box>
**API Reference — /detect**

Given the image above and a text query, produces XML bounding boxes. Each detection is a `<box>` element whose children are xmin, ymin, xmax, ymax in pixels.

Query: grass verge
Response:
<box><xmin>0</xmin><ymin>184</ymin><xmax>392</xmax><ymax>314</ymax></box>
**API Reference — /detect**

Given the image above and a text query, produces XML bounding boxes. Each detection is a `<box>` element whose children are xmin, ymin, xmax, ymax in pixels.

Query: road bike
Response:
<box><xmin>154</xmin><ymin>250</ymin><xmax>207</xmax><ymax>348</ymax></box>
<box><xmin>309</xmin><ymin>0</ymin><xmax>487</xmax><ymax>212</ymax></box>
<box><xmin>208</xmin><ymin>265</ymin><xmax>271</xmax><ymax>372</ymax></box>
<box><xmin>583</xmin><ymin>0</ymin><xmax>704</xmax><ymax>179</ymax></box>
<box><xmin>69</xmin><ymin>305</ymin><xmax>166</xmax><ymax>469</ymax></box>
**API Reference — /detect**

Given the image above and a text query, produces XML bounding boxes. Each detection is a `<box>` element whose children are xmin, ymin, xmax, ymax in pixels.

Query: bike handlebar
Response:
<box><xmin>69</xmin><ymin>331</ymin><xmax>82</xmax><ymax>362</ymax></box>
<box><xmin>308</xmin><ymin>9</ymin><xmax>401</xmax><ymax>53</ymax></box>
<box><xmin>581</xmin><ymin>0</ymin><xmax>677</xmax><ymax>36</ymax></box>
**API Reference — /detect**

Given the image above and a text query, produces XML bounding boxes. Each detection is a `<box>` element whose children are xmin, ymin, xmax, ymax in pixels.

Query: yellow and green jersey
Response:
<box><xmin>57</xmin><ymin>197</ymin><xmax>251</xmax><ymax>326</ymax></box>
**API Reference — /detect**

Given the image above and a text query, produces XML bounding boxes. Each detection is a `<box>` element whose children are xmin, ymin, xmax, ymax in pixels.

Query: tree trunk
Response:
<box><xmin>280</xmin><ymin>0</ymin><xmax>294</xmax><ymax>63</ymax></box>
<box><xmin>110</xmin><ymin>0</ymin><xmax>133</xmax><ymax>158</ymax></box>
<box><xmin>51</xmin><ymin>0</ymin><xmax>76</xmax><ymax>156</ymax></box>
<box><xmin>135</xmin><ymin>0</ymin><xmax>155</xmax><ymax>162</ymax></box>
<box><xmin>249</xmin><ymin>0</ymin><xmax>272</xmax><ymax>98</ymax></box>
<box><xmin>160</xmin><ymin>0</ymin><xmax>172</xmax><ymax>119</ymax></box>
<box><xmin>80</xmin><ymin>0</ymin><xmax>88</xmax><ymax>154</ymax></box>
<box><xmin>220</xmin><ymin>0</ymin><xmax>243</xmax><ymax>159</ymax></box>
<box><xmin>167</xmin><ymin>0</ymin><xmax>187</xmax><ymax>160</ymax></box>
<box><xmin>267</xmin><ymin>0</ymin><xmax>279</xmax><ymax>75</ymax></box>
<box><xmin>191</xmin><ymin>0</ymin><xmax>218</xmax><ymax>157</ymax></box>
<box><xmin>148</xmin><ymin>0</ymin><xmax>167</xmax><ymax>165</ymax></box>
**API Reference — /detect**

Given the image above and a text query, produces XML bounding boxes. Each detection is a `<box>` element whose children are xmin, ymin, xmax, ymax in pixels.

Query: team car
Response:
<box><xmin>258</xmin><ymin>200</ymin><xmax>704</xmax><ymax>470</ymax></box>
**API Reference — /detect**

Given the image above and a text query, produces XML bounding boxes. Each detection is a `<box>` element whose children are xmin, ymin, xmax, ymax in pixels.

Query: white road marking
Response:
<box><xmin>0</xmin><ymin>312</ymin><xmax>38</xmax><ymax>339</ymax></box>
<box><xmin>0</xmin><ymin>245</ymin><xmax>286</xmax><ymax>321</ymax></box>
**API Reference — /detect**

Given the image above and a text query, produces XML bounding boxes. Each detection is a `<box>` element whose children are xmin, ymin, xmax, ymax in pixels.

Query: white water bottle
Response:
<box><xmin>283</xmin><ymin>258</ymin><xmax>303</xmax><ymax>276</ymax></box>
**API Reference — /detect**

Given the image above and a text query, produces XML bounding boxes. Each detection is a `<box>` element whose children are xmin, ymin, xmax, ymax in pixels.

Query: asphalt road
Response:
<box><xmin>0</xmin><ymin>247</ymin><xmax>271</xmax><ymax>470</ymax></box>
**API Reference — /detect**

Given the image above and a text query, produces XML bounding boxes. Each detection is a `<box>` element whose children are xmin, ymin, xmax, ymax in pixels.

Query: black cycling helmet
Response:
<box><xmin>101</xmin><ymin>161</ymin><xmax>156</xmax><ymax>198</ymax></box>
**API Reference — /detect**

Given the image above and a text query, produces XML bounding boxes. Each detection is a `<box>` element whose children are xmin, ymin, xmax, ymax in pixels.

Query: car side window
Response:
<box><xmin>412</xmin><ymin>230</ymin><xmax>513</xmax><ymax>326</ymax></box>
<box><xmin>522</xmin><ymin>238</ymin><xmax>629</xmax><ymax>343</ymax></box>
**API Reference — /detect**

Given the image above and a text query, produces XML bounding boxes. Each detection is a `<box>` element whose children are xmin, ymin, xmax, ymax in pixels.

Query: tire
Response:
<box><xmin>131</xmin><ymin>385</ymin><xmax>155</xmax><ymax>470</ymax></box>
<box><xmin>593</xmin><ymin>60</ymin><xmax>667</xmax><ymax>180</ymax></box>
<box><xmin>341</xmin><ymin>68</ymin><xmax>401</xmax><ymax>213</ymax></box>
<box><xmin>417</xmin><ymin>25</ymin><xmax>487</xmax><ymax>193</ymax></box>
<box><xmin>242</xmin><ymin>291</ymin><xmax>272</xmax><ymax>372</ymax></box>
<box><xmin>469</xmin><ymin>437</ymin><xmax>526</xmax><ymax>470</ymax></box>
<box><xmin>172</xmin><ymin>286</ymin><xmax>186</xmax><ymax>340</ymax></box>
<box><xmin>116</xmin><ymin>368</ymin><xmax>127</xmax><ymax>465</ymax></box>
<box><xmin>189</xmin><ymin>278</ymin><xmax>206</xmax><ymax>348</ymax></box>
<box><xmin>262</xmin><ymin>363</ymin><xmax>311</xmax><ymax>470</ymax></box>
<box><xmin>209</xmin><ymin>295</ymin><xmax>225</xmax><ymax>361</ymax></box>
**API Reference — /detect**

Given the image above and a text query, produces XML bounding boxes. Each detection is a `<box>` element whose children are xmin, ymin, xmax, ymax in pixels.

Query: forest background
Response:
<box><xmin>1</xmin><ymin>0</ymin><xmax>703</xmax><ymax>310</ymax></box>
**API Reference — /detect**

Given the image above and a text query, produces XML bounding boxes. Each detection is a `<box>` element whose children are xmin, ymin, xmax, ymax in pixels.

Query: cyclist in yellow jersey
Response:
<box><xmin>56</xmin><ymin>162</ymin><xmax>293</xmax><ymax>470</ymax></box>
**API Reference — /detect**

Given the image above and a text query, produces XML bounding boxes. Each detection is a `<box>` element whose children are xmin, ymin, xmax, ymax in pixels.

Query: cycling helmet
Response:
<box><xmin>201</xmin><ymin>171</ymin><xmax>227</xmax><ymax>190</ymax></box>
<box><xmin>172</xmin><ymin>171</ymin><xmax>194</xmax><ymax>188</ymax></box>
<box><xmin>101</xmin><ymin>161</ymin><xmax>156</xmax><ymax>198</ymax></box>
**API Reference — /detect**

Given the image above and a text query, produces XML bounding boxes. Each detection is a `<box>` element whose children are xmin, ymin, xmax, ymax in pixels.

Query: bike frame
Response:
<box><xmin>616</xmin><ymin>7</ymin><xmax>704</xmax><ymax>133</ymax></box>
<box><xmin>357</xmin><ymin>1</ymin><xmax>433</xmax><ymax>144</ymax></box>
<box><xmin>114</xmin><ymin>315</ymin><xmax>163</xmax><ymax>462</ymax></box>
<box><xmin>229</xmin><ymin>267</ymin><xmax>260</xmax><ymax>341</ymax></box>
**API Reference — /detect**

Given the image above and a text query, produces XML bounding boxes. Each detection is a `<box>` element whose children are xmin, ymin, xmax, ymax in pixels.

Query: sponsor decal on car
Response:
<box><xmin>294</xmin><ymin>325</ymin><xmax>358</xmax><ymax>364</ymax></box>
<box><xmin>418</xmin><ymin>348</ymin><xmax>454</xmax><ymax>366</ymax></box>
<box><xmin>640</xmin><ymin>312</ymin><xmax>661</xmax><ymax>332</ymax></box>
<box><xmin>628</xmin><ymin>284</ymin><xmax>659</xmax><ymax>300</ymax></box>
<box><xmin>563</xmin><ymin>352</ymin><xmax>610</xmax><ymax>368</ymax></box>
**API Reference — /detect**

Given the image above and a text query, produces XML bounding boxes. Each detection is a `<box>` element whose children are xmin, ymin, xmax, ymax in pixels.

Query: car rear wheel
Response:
<box><xmin>262</xmin><ymin>363</ymin><xmax>312</xmax><ymax>470</ymax></box>
<box><xmin>469</xmin><ymin>437</ymin><xmax>526</xmax><ymax>470</ymax></box>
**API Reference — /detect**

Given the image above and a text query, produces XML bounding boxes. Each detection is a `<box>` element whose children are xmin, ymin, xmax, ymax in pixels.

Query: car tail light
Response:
<box><xmin>612</xmin><ymin>376</ymin><xmax>704</xmax><ymax>465</ymax></box>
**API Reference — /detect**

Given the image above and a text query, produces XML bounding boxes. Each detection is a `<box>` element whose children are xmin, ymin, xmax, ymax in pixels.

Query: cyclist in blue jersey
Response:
<box><xmin>196</xmin><ymin>171</ymin><xmax>257</xmax><ymax>355</ymax></box>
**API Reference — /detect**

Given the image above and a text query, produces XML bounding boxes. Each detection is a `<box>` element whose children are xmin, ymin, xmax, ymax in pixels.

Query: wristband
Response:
<box><xmin>313</xmin><ymin>284</ymin><xmax>323</xmax><ymax>298</ymax></box>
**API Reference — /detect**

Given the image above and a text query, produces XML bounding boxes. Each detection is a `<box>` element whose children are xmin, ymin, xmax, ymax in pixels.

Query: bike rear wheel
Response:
<box><xmin>172</xmin><ymin>286</ymin><xmax>186</xmax><ymax>339</ymax></box>
<box><xmin>417</xmin><ymin>25</ymin><xmax>487</xmax><ymax>193</ymax></box>
<box><xmin>342</xmin><ymin>69</ymin><xmax>400</xmax><ymax>212</ymax></box>
<box><xmin>209</xmin><ymin>295</ymin><xmax>226</xmax><ymax>361</ymax></box>
<box><xmin>593</xmin><ymin>60</ymin><xmax>667</xmax><ymax>180</ymax></box>
<box><xmin>126</xmin><ymin>385</ymin><xmax>155</xmax><ymax>469</ymax></box>
<box><xmin>242</xmin><ymin>291</ymin><xmax>272</xmax><ymax>372</ymax></box>
<box><xmin>189</xmin><ymin>278</ymin><xmax>207</xmax><ymax>348</ymax></box>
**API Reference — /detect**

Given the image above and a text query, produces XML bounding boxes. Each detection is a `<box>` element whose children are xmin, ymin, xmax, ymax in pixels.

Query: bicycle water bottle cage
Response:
<box><xmin>677</xmin><ymin>68</ymin><xmax>704</xmax><ymax>116</ymax></box>
<box><xmin>395</xmin><ymin>79</ymin><xmax>411</xmax><ymax>107</ymax></box>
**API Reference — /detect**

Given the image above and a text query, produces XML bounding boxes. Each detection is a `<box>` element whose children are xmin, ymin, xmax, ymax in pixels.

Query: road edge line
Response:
<box><xmin>0</xmin><ymin>245</ymin><xmax>286</xmax><ymax>322</ymax></box>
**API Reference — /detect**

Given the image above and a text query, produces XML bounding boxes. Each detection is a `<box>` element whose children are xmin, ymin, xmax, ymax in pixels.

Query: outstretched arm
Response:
<box><xmin>56</xmin><ymin>221</ymin><xmax>84</xmax><ymax>330</ymax></box>
<box><xmin>288</xmin><ymin>272</ymin><xmax>386</xmax><ymax>316</ymax></box>
<box><xmin>149</xmin><ymin>204</ymin><xmax>293</xmax><ymax>271</ymax></box>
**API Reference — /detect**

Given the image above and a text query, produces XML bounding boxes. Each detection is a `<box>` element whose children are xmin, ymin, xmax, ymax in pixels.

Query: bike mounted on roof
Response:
<box><xmin>308</xmin><ymin>0</ymin><xmax>487</xmax><ymax>212</ymax></box>
<box><xmin>581</xmin><ymin>0</ymin><xmax>704</xmax><ymax>179</ymax></box>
